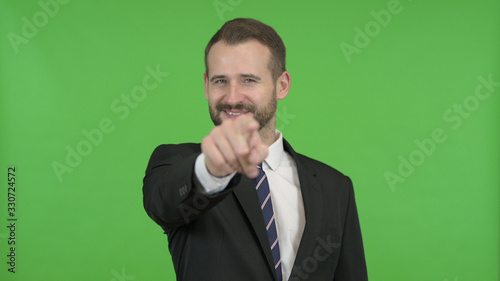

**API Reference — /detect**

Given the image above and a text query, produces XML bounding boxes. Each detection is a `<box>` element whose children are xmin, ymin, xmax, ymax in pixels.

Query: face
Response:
<box><xmin>204</xmin><ymin>40</ymin><xmax>290</xmax><ymax>132</ymax></box>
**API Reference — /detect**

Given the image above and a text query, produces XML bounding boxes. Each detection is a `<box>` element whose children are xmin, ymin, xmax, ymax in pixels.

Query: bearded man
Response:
<box><xmin>143</xmin><ymin>18</ymin><xmax>368</xmax><ymax>281</ymax></box>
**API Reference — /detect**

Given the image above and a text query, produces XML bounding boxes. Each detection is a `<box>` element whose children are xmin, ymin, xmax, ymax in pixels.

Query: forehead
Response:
<box><xmin>206</xmin><ymin>40</ymin><xmax>272</xmax><ymax>77</ymax></box>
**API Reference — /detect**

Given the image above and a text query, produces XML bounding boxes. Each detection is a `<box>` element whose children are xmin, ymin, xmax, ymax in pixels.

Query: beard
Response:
<box><xmin>209</xmin><ymin>87</ymin><xmax>277</xmax><ymax>130</ymax></box>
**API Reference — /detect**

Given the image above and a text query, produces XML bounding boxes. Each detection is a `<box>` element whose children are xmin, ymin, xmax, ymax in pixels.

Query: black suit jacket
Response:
<box><xmin>143</xmin><ymin>139</ymin><xmax>368</xmax><ymax>281</ymax></box>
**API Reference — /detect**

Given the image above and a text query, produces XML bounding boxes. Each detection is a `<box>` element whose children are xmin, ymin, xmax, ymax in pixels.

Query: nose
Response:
<box><xmin>223</xmin><ymin>83</ymin><xmax>245</xmax><ymax>105</ymax></box>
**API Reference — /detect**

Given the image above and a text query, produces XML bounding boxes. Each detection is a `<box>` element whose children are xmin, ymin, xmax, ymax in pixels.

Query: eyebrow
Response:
<box><xmin>209</xmin><ymin>73</ymin><xmax>262</xmax><ymax>82</ymax></box>
<box><xmin>210</xmin><ymin>75</ymin><xmax>225</xmax><ymax>82</ymax></box>
<box><xmin>241</xmin><ymin>73</ymin><xmax>262</xmax><ymax>81</ymax></box>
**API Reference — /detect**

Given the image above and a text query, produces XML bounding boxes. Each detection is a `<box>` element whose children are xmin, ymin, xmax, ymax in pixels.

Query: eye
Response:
<box><xmin>244</xmin><ymin>78</ymin><xmax>256</xmax><ymax>83</ymax></box>
<box><xmin>214</xmin><ymin>79</ymin><xmax>226</xmax><ymax>84</ymax></box>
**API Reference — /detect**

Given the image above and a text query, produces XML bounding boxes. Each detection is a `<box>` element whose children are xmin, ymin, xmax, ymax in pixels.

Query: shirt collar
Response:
<box><xmin>263</xmin><ymin>130</ymin><xmax>285</xmax><ymax>171</ymax></box>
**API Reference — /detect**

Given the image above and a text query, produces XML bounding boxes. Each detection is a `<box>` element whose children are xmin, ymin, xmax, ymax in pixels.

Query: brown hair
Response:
<box><xmin>204</xmin><ymin>18</ymin><xmax>286</xmax><ymax>82</ymax></box>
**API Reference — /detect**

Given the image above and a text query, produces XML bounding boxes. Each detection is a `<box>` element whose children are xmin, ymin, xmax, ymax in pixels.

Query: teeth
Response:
<box><xmin>227</xmin><ymin>112</ymin><xmax>242</xmax><ymax>116</ymax></box>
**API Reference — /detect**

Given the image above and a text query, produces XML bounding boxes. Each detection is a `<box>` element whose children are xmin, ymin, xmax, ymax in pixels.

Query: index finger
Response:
<box><xmin>223</xmin><ymin>114</ymin><xmax>259</xmax><ymax>156</ymax></box>
<box><xmin>235</xmin><ymin>114</ymin><xmax>260</xmax><ymax>139</ymax></box>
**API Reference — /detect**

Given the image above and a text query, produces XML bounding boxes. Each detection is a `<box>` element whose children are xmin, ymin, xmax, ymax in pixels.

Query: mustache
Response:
<box><xmin>215</xmin><ymin>103</ymin><xmax>255</xmax><ymax>112</ymax></box>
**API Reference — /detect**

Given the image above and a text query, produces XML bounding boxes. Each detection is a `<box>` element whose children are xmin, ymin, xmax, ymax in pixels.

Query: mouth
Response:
<box><xmin>223</xmin><ymin>110</ymin><xmax>249</xmax><ymax>119</ymax></box>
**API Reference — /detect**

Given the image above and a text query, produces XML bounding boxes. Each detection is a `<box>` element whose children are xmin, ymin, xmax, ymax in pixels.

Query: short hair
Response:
<box><xmin>204</xmin><ymin>18</ymin><xmax>286</xmax><ymax>82</ymax></box>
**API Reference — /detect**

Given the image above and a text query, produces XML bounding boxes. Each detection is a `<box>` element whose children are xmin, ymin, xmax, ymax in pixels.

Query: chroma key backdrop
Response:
<box><xmin>1</xmin><ymin>0</ymin><xmax>499</xmax><ymax>280</ymax></box>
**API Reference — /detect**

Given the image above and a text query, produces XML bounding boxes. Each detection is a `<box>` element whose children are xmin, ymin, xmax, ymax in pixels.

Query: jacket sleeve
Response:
<box><xmin>142</xmin><ymin>144</ymin><xmax>240</xmax><ymax>232</ymax></box>
<box><xmin>334</xmin><ymin>177</ymin><xmax>368</xmax><ymax>280</ymax></box>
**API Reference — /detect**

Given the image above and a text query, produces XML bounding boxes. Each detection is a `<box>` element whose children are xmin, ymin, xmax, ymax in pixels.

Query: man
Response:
<box><xmin>143</xmin><ymin>18</ymin><xmax>368</xmax><ymax>281</ymax></box>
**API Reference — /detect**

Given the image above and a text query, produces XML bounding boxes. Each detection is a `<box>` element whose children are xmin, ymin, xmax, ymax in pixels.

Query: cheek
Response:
<box><xmin>207</xmin><ymin>91</ymin><xmax>225</xmax><ymax>106</ymax></box>
<box><xmin>252</xmin><ymin>88</ymin><xmax>275</xmax><ymax>104</ymax></box>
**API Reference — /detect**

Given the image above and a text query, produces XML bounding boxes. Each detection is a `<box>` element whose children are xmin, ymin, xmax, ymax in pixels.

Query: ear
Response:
<box><xmin>276</xmin><ymin>71</ymin><xmax>291</xmax><ymax>100</ymax></box>
<box><xmin>204</xmin><ymin>72</ymin><xmax>209</xmax><ymax>100</ymax></box>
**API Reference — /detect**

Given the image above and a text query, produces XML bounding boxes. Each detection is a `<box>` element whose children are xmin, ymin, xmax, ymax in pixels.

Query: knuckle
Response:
<box><xmin>212</xmin><ymin>126</ymin><xmax>222</xmax><ymax>135</ymax></box>
<box><xmin>226</xmin><ymin>153</ymin><xmax>236</xmax><ymax>164</ymax></box>
<box><xmin>212</xmin><ymin>157</ymin><xmax>225</xmax><ymax>168</ymax></box>
<box><xmin>235</xmin><ymin>146</ymin><xmax>247</xmax><ymax>157</ymax></box>
<box><xmin>201</xmin><ymin>135</ymin><xmax>210</xmax><ymax>144</ymax></box>
<box><xmin>201</xmin><ymin>138</ymin><xmax>210</xmax><ymax>152</ymax></box>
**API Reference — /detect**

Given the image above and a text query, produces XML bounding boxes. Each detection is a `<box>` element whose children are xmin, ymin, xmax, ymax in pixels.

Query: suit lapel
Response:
<box><xmin>233</xmin><ymin>176</ymin><xmax>277</xmax><ymax>280</ymax></box>
<box><xmin>283</xmin><ymin>140</ymin><xmax>324</xmax><ymax>274</ymax></box>
<box><xmin>232</xmin><ymin>139</ymin><xmax>324</xmax><ymax>280</ymax></box>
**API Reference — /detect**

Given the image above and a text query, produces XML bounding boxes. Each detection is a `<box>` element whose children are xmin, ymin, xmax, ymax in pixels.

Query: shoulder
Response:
<box><xmin>293</xmin><ymin>152</ymin><xmax>354</xmax><ymax>198</ymax></box>
<box><xmin>146</xmin><ymin>143</ymin><xmax>201</xmax><ymax>172</ymax></box>
<box><xmin>150</xmin><ymin>143</ymin><xmax>201</xmax><ymax>158</ymax></box>
<box><xmin>295</xmin><ymin>152</ymin><xmax>349</xmax><ymax>179</ymax></box>
<box><xmin>284</xmin><ymin>138</ymin><xmax>351</xmax><ymax>185</ymax></box>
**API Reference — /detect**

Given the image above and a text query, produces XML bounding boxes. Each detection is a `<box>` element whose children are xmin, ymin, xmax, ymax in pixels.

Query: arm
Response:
<box><xmin>334</xmin><ymin>177</ymin><xmax>368</xmax><ymax>280</ymax></box>
<box><xmin>143</xmin><ymin>115</ymin><xmax>268</xmax><ymax>232</ymax></box>
<box><xmin>142</xmin><ymin>144</ymin><xmax>240</xmax><ymax>231</ymax></box>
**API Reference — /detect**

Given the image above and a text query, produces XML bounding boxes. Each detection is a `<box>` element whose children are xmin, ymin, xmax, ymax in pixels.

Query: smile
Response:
<box><xmin>227</xmin><ymin>111</ymin><xmax>243</xmax><ymax>116</ymax></box>
<box><xmin>223</xmin><ymin>110</ymin><xmax>249</xmax><ymax>119</ymax></box>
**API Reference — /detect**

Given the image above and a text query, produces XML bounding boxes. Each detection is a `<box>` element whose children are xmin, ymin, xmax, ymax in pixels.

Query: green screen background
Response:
<box><xmin>1</xmin><ymin>0</ymin><xmax>499</xmax><ymax>280</ymax></box>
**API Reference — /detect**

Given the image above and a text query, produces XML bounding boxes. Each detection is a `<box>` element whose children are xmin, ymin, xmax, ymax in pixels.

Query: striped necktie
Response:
<box><xmin>254</xmin><ymin>164</ymin><xmax>282</xmax><ymax>281</ymax></box>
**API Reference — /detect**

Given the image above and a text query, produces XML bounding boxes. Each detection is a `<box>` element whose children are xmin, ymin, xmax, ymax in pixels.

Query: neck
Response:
<box><xmin>259</xmin><ymin>125</ymin><xmax>277</xmax><ymax>147</ymax></box>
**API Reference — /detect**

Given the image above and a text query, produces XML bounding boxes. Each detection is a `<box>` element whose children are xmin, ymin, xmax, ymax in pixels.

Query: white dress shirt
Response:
<box><xmin>195</xmin><ymin>130</ymin><xmax>305</xmax><ymax>280</ymax></box>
